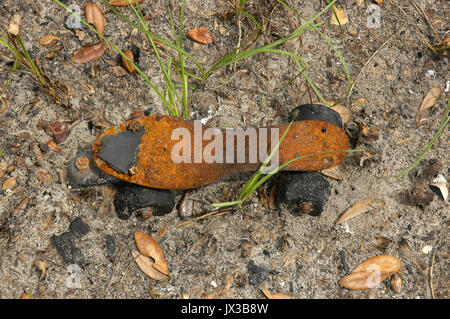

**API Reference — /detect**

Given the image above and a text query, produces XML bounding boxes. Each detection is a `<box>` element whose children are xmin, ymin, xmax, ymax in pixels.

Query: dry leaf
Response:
<box><xmin>430</xmin><ymin>174</ymin><xmax>448</xmax><ymax>201</ymax></box>
<box><xmin>8</xmin><ymin>14</ymin><xmax>21</xmax><ymax>35</ymax></box>
<box><xmin>36</xmin><ymin>171</ymin><xmax>52</xmax><ymax>183</ymax></box>
<box><xmin>39</xmin><ymin>35</ymin><xmax>60</xmax><ymax>46</ymax></box>
<box><xmin>188</xmin><ymin>26</ymin><xmax>213</xmax><ymax>44</ymax></box>
<box><xmin>353</xmin><ymin>255</ymin><xmax>402</xmax><ymax>274</ymax></box>
<box><xmin>134</xmin><ymin>231</ymin><xmax>169</xmax><ymax>276</ymax></box>
<box><xmin>121</xmin><ymin>49</ymin><xmax>135</xmax><ymax>74</ymax></box>
<box><xmin>373</xmin><ymin>0</ymin><xmax>383</xmax><ymax>7</ymax></box>
<box><xmin>338</xmin><ymin>270</ymin><xmax>391</xmax><ymax>290</ymax></box>
<box><xmin>321</xmin><ymin>165</ymin><xmax>344</xmax><ymax>180</ymax></box>
<box><xmin>336</xmin><ymin>198</ymin><xmax>385</xmax><ymax>225</ymax></box>
<box><xmin>35</xmin><ymin>260</ymin><xmax>48</xmax><ymax>280</ymax></box>
<box><xmin>131</xmin><ymin>250</ymin><xmax>167</xmax><ymax>281</ymax></box>
<box><xmin>46</xmin><ymin>139</ymin><xmax>62</xmax><ymax>153</ymax></box>
<box><xmin>2</xmin><ymin>177</ymin><xmax>17</xmax><ymax>190</ymax></box>
<box><xmin>338</xmin><ymin>255</ymin><xmax>401</xmax><ymax>290</ymax></box>
<box><xmin>86</xmin><ymin>3</ymin><xmax>105</xmax><ymax>35</ymax></box>
<box><xmin>260</xmin><ymin>288</ymin><xmax>292</xmax><ymax>299</ymax></box>
<box><xmin>322</xmin><ymin>100</ymin><xmax>351</xmax><ymax>123</ymax></box>
<box><xmin>331</xmin><ymin>5</ymin><xmax>348</xmax><ymax>26</ymax></box>
<box><xmin>416</xmin><ymin>87</ymin><xmax>441</xmax><ymax>127</ymax></box>
<box><xmin>72</xmin><ymin>42</ymin><xmax>108</xmax><ymax>64</ymax></box>
<box><xmin>109</xmin><ymin>0</ymin><xmax>144</xmax><ymax>6</ymax></box>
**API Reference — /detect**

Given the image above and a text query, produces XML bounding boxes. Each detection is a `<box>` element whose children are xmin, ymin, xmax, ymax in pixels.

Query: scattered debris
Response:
<box><xmin>337</xmin><ymin>198</ymin><xmax>385</xmax><ymax>225</ymax></box>
<box><xmin>321</xmin><ymin>164</ymin><xmax>344</xmax><ymax>180</ymax></box>
<box><xmin>8</xmin><ymin>14</ymin><xmax>21</xmax><ymax>35</ymax></box>
<box><xmin>187</xmin><ymin>26</ymin><xmax>213</xmax><ymax>44</ymax></box>
<box><xmin>39</xmin><ymin>35</ymin><xmax>60</xmax><ymax>46</ymax></box>
<box><xmin>67</xmin><ymin>151</ymin><xmax>120</xmax><ymax>186</ymax></box>
<box><xmin>416</xmin><ymin>87</ymin><xmax>441</xmax><ymax>127</ymax></box>
<box><xmin>247</xmin><ymin>261</ymin><xmax>268</xmax><ymax>286</ymax></box>
<box><xmin>260</xmin><ymin>287</ymin><xmax>292</xmax><ymax>299</ymax></box>
<box><xmin>408</xmin><ymin>185</ymin><xmax>435</xmax><ymax>208</ymax></box>
<box><xmin>132</xmin><ymin>250</ymin><xmax>167</xmax><ymax>281</ymax></box>
<box><xmin>338</xmin><ymin>255</ymin><xmax>402</xmax><ymax>290</ymax></box>
<box><xmin>421</xmin><ymin>245</ymin><xmax>433</xmax><ymax>254</ymax></box>
<box><xmin>42</xmin><ymin>120</ymin><xmax>73</xmax><ymax>144</ymax></box>
<box><xmin>331</xmin><ymin>5</ymin><xmax>348</xmax><ymax>26</ymax></box>
<box><xmin>429</xmin><ymin>174</ymin><xmax>448</xmax><ymax>201</ymax></box>
<box><xmin>36</xmin><ymin>170</ymin><xmax>52</xmax><ymax>183</ymax></box>
<box><xmin>72</xmin><ymin>42</ymin><xmax>108</xmax><ymax>64</ymax></box>
<box><xmin>279</xmin><ymin>172</ymin><xmax>331</xmax><ymax>217</ymax></box>
<box><xmin>105</xmin><ymin>234</ymin><xmax>116</xmax><ymax>258</ymax></box>
<box><xmin>390</xmin><ymin>273</ymin><xmax>402</xmax><ymax>293</ymax></box>
<box><xmin>13</xmin><ymin>197</ymin><xmax>30</xmax><ymax>215</ymax></box>
<box><xmin>35</xmin><ymin>259</ymin><xmax>48</xmax><ymax>280</ymax></box>
<box><xmin>109</xmin><ymin>0</ymin><xmax>144</xmax><ymax>6</ymax></box>
<box><xmin>45</xmin><ymin>140</ymin><xmax>62</xmax><ymax>153</ymax></box>
<box><xmin>2</xmin><ymin>177</ymin><xmax>17</xmax><ymax>190</ymax></box>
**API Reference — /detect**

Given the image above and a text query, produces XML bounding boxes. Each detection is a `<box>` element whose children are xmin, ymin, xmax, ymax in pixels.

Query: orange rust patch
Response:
<box><xmin>92</xmin><ymin>115</ymin><xmax>349</xmax><ymax>189</ymax></box>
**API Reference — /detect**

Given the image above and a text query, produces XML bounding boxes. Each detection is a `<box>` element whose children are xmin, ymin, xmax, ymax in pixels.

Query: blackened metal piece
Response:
<box><xmin>113</xmin><ymin>183</ymin><xmax>175</xmax><ymax>220</ymax></box>
<box><xmin>279</xmin><ymin>172</ymin><xmax>331</xmax><ymax>217</ymax></box>
<box><xmin>288</xmin><ymin>104</ymin><xmax>343</xmax><ymax>129</ymax></box>
<box><xmin>97</xmin><ymin>127</ymin><xmax>145</xmax><ymax>174</ymax></box>
<box><xmin>67</xmin><ymin>151</ymin><xmax>121</xmax><ymax>186</ymax></box>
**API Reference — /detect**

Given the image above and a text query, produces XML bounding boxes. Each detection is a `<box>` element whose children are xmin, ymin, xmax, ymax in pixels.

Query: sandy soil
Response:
<box><xmin>0</xmin><ymin>0</ymin><xmax>448</xmax><ymax>298</ymax></box>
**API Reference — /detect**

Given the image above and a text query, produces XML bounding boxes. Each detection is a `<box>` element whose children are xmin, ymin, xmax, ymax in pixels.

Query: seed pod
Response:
<box><xmin>85</xmin><ymin>3</ymin><xmax>105</xmax><ymax>35</ymax></box>
<box><xmin>121</xmin><ymin>50</ymin><xmax>135</xmax><ymax>74</ymax></box>
<box><xmin>390</xmin><ymin>273</ymin><xmax>402</xmax><ymax>293</ymax></box>
<box><xmin>39</xmin><ymin>35</ymin><xmax>60</xmax><ymax>46</ymax></box>
<box><xmin>109</xmin><ymin>0</ymin><xmax>144</xmax><ymax>6</ymax></box>
<box><xmin>72</xmin><ymin>42</ymin><xmax>108</xmax><ymax>64</ymax></box>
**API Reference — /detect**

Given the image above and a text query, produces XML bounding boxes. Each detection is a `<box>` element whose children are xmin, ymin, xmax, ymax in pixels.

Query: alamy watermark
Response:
<box><xmin>171</xmin><ymin>121</ymin><xmax>280</xmax><ymax>173</ymax></box>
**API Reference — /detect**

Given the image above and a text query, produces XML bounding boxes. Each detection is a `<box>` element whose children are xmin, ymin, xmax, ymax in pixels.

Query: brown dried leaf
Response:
<box><xmin>86</xmin><ymin>3</ymin><xmax>105</xmax><ymax>35</ymax></box>
<box><xmin>35</xmin><ymin>260</ymin><xmax>48</xmax><ymax>280</ymax></box>
<box><xmin>39</xmin><ymin>35</ymin><xmax>60</xmax><ymax>46</ymax></box>
<box><xmin>2</xmin><ymin>177</ymin><xmax>17</xmax><ymax>190</ymax></box>
<box><xmin>331</xmin><ymin>5</ymin><xmax>348</xmax><ymax>26</ymax></box>
<box><xmin>321</xmin><ymin>164</ymin><xmax>344</xmax><ymax>180</ymax></box>
<box><xmin>131</xmin><ymin>250</ymin><xmax>167</xmax><ymax>281</ymax></box>
<box><xmin>43</xmin><ymin>120</ymin><xmax>73</xmax><ymax>144</ymax></box>
<box><xmin>323</xmin><ymin>100</ymin><xmax>351</xmax><ymax>123</ymax></box>
<box><xmin>338</xmin><ymin>270</ymin><xmax>391</xmax><ymax>290</ymax></box>
<box><xmin>72</xmin><ymin>42</ymin><xmax>108</xmax><ymax>64</ymax></box>
<box><xmin>46</xmin><ymin>139</ymin><xmax>62</xmax><ymax>153</ymax></box>
<box><xmin>109</xmin><ymin>0</ymin><xmax>144</xmax><ymax>6</ymax></box>
<box><xmin>417</xmin><ymin>87</ymin><xmax>441</xmax><ymax>127</ymax></box>
<box><xmin>134</xmin><ymin>231</ymin><xmax>169</xmax><ymax>276</ymax></box>
<box><xmin>121</xmin><ymin>49</ymin><xmax>135</xmax><ymax>74</ymax></box>
<box><xmin>336</xmin><ymin>198</ymin><xmax>385</xmax><ymax>225</ymax></box>
<box><xmin>187</xmin><ymin>26</ymin><xmax>213</xmax><ymax>44</ymax></box>
<box><xmin>13</xmin><ymin>197</ymin><xmax>30</xmax><ymax>215</ymax></box>
<box><xmin>353</xmin><ymin>255</ymin><xmax>402</xmax><ymax>274</ymax></box>
<box><xmin>36</xmin><ymin>170</ymin><xmax>52</xmax><ymax>183</ymax></box>
<box><xmin>260</xmin><ymin>288</ymin><xmax>293</xmax><ymax>299</ymax></box>
<box><xmin>8</xmin><ymin>14</ymin><xmax>21</xmax><ymax>35</ymax></box>
<box><xmin>373</xmin><ymin>0</ymin><xmax>383</xmax><ymax>7</ymax></box>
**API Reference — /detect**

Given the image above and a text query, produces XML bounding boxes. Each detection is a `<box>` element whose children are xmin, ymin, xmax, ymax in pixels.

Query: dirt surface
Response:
<box><xmin>0</xmin><ymin>0</ymin><xmax>448</xmax><ymax>299</ymax></box>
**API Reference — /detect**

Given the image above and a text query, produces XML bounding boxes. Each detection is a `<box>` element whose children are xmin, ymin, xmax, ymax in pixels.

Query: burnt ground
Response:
<box><xmin>0</xmin><ymin>0</ymin><xmax>449</xmax><ymax>299</ymax></box>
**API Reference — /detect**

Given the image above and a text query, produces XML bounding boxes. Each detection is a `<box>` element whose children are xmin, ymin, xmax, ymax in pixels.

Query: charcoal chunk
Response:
<box><xmin>247</xmin><ymin>260</ymin><xmax>268</xmax><ymax>286</ymax></box>
<box><xmin>105</xmin><ymin>234</ymin><xmax>116</xmax><ymax>257</ymax></box>
<box><xmin>69</xmin><ymin>217</ymin><xmax>90</xmax><ymax>239</ymax></box>
<box><xmin>51</xmin><ymin>232</ymin><xmax>85</xmax><ymax>265</ymax></box>
<box><xmin>113</xmin><ymin>184</ymin><xmax>175</xmax><ymax>220</ymax></box>
<box><xmin>279</xmin><ymin>172</ymin><xmax>331</xmax><ymax>217</ymax></box>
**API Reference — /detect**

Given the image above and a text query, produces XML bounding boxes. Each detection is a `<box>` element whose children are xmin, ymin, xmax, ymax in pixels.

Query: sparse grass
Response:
<box><xmin>395</xmin><ymin>98</ymin><xmax>450</xmax><ymax>178</ymax></box>
<box><xmin>0</xmin><ymin>33</ymin><xmax>46</xmax><ymax>85</ymax></box>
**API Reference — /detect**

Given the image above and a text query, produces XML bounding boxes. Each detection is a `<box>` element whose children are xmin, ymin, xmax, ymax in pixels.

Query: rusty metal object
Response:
<box><xmin>92</xmin><ymin>115</ymin><xmax>349</xmax><ymax>189</ymax></box>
